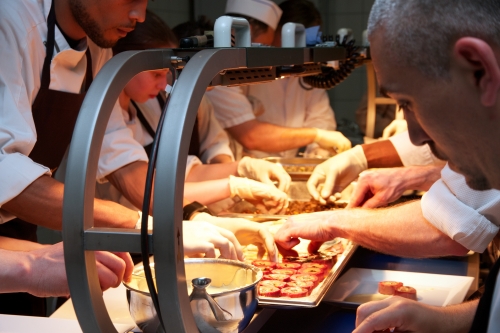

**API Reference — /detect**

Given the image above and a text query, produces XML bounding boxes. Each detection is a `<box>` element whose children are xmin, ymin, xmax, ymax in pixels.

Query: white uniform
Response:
<box><xmin>0</xmin><ymin>0</ymin><xmax>147</xmax><ymax>223</ymax></box>
<box><xmin>206</xmin><ymin>77</ymin><xmax>336</xmax><ymax>159</ymax></box>
<box><xmin>134</xmin><ymin>95</ymin><xmax>234</xmax><ymax>163</ymax></box>
<box><xmin>389</xmin><ymin>131</ymin><xmax>442</xmax><ymax>166</ymax></box>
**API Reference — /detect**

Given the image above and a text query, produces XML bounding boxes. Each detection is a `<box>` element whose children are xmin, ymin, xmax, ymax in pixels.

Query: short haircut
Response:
<box><xmin>113</xmin><ymin>9</ymin><xmax>178</xmax><ymax>55</ymax></box>
<box><xmin>368</xmin><ymin>0</ymin><xmax>500</xmax><ymax>78</ymax></box>
<box><xmin>172</xmin><ymin>15</ymin><xmax>214</xmax><ymax>41</ymax></box>
<box><xmin>278</xmin><ymin>0</ymin><xmax>322</xmax><ymax>29</ymax></box>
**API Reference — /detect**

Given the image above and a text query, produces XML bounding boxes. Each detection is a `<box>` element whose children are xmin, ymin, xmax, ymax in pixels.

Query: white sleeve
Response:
<box><xmin>302</xmin><ymin>88</ymin><xmax>337</xmax><ymax>152</ymax></box>
<box><xmin>0</xmin><ymin>6</ymin><xmax>51</xmax><ymax>220</ymax></box>
<box><xmin>205</xmin><ymin>86</ymin><xmax>255</xmax><ymax>128</ymax></box>
<box><xmin>389</xmin><ymin>131</ymin><xmax>442</xmax><ymax>166</ymax></box>
<box><xmin>96</xmin><ymin>100</ymin><xmax>149</xmax><ymax>182</ymax></box>
<box><xmin>185</xmin><ymin>155</ymin><xmax>202</xmax><ymax>180</ymax></box>
<box><xmin>197</xmin><ymin>96</ymin><xmax>234</xmax><ymax>163</ymax></box>
<box><xmin>421</xmin><ymin>164</ymin><xmax>500</xmax><ymax>253</ymax></box>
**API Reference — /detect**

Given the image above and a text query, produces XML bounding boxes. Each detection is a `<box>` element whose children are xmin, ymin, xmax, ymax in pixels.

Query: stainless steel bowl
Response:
<box><xmin>123</xmin><ymin>258</ymin><xmax>262</xmax><ymax>333</ymax></box>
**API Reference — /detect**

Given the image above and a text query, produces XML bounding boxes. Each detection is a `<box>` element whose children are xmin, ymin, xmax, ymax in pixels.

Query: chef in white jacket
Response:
<box><xmin>0</xmin><ymin>0</ymin><xmax>258</xmax><ymax>315</ymax></box>
<box><xmin>206</xmin><ymin>0</ymin><xmax>351</xmax><ymax>159</ymax></box>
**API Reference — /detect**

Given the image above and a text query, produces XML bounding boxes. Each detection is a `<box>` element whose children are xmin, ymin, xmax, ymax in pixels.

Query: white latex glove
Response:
<box><xmin>183</xmin><ymin>220</ymin><xmax>243</xmax><ymax>260</ymax></box>
<box><xmin>307</xmin><ymin>145</ymin><xmax>368</xmax><ymax>204</ymax></box>
<box><xmin>303</xmin><ymin>144</ymin><xmax>333</xmax><ymax>159</ymax></box>
<box><xmin>237</xmin><ymin>156</ymin><xmax>291</xmax><ymax>192</ymax></box>
<box><xmin>382</xmin><ymin>119</ymin><xmax>408</xmax><ymax>139</ymax></box>
<box><xmin>229</xmin><ymin>175</ymin><xmax>288</xmax><ymax>214</ymax></box>
<box><xmin>314</xmin><ymin>129</ymin><xmax>352</xmax><ymax>153</ymax></box>
<box><xmin>193</xmin><ymin>212</ymin><xmax>278</xmax><ymax>262</ymax></box>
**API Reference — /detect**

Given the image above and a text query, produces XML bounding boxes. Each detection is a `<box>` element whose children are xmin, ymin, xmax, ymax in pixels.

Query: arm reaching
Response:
<box><xmin>0</xmin><ymin>242</ymin><xmax>133</xmax><ymax>297</ymax></box>
<box><xmin>194</xmin><ymin>212</ymin><xmax>278</xmax><ymax>262</ymax></box>
<box><xmin>348</xmin><ymin>165</ymin><xmax>443</xmax><ymax>208</ymax></box>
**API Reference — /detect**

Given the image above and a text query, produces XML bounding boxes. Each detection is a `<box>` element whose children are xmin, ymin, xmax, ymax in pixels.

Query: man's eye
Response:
<box><xmin>398</xmin><ymin>102</ymin><xmax>410</xmax><ymax>112</ymax></box>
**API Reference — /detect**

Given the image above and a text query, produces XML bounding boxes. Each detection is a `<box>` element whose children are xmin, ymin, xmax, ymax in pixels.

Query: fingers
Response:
<box><xmin>347</xmin><ymin>182</ymin><xmax>372</xmax><ymax>208</ymax></box>
<box><xmin>273</xmin><ymin>169</ymin><xmax>291</xmax><ymax>192</ymax></box>
<box><xmin>209</xmin><ymin>226</ymin><xmax>243</xmax><ymax>260</ymax></box>
<box><xmin>111</xmin><ymin>252</ymin><xmax>134</xmax><ymax>283</ymax></box>
<box><xmin>94</xmin><ymin>251</ymin><xmax>130</xmax><ymax>288</ymax></box>
<box><xmin>276</xmin><ymin>242</ymin><xmax>299</xmax><ymax>257</ymax></box>
<box><xmin>308</xmin><ymin>241</ymin><xmax>324</xmax><ymax>254</ymax></box>
<box><xmin>320</xmin><ymin>171</ymin><xmax>337</xmax><ymax>201</ymax></box>
<box><xmin>307</xmin><ymin>174</ymin><xmax>323</xmax><ymax>201</ymax></box>
<box><xmin>258</xmin><ymin>227</ymin><xmax>278</xmax><ymax>261</ymax></box>
<box><xmin>354</xmin><ymin>299</ymin><xmax>406</xmax><ymax>333</ymax></box>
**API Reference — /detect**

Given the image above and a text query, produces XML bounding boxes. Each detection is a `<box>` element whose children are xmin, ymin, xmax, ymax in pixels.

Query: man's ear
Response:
<box><xmin>454</xmin><ymin>37</ymin><xmax>500</xmax><ymax>107</ymax></box>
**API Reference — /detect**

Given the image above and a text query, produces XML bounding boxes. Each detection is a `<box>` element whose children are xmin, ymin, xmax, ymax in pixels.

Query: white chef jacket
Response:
<box><xmin>489</xmin><ymin>272</ymin><xmax>500</xmax><ymax>333</ymax></box>
<box><xmin>389</xmin><ymin>131</ymin><xmax>442</xmax><ymax>166</ymax></box>
<box><xmin>0</xmin><ymin>0</ymin><xmax>147</xmax><ymax>223</ymax></box>
<box><xmin>133</xmin><ymin>95</ymin><xmax>234</xmax><ymax>163</ymax></box>
<box><xmin>206</xmin><ymin>77</ymin><xmax>336</xmax><ymax>159</ymax></box>
<box><xmin>421</xmin><ymin>164</ymin><xmax>500</xmax><ymax>253</ymax></box>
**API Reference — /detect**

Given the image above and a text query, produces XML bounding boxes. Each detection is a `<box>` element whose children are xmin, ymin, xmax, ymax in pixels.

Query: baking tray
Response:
<box><xmin>264</xmin><ymin>157</ymin><xmax>326</xmax><ymax>181</ymax></box>
<box><xmin>255</xmin><ymin>239</ymin><xmax>358</xmax><ymax>308</ymax></box>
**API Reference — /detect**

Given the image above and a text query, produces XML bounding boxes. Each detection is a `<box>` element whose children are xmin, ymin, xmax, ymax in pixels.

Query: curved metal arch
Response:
<box><xmin>62</xmin><ymin>49</ymin><xmax>173</xmax><ymax>333</ymax></box>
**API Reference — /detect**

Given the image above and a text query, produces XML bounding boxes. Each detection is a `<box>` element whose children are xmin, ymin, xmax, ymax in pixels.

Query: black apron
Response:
<box><xmin>133</xmin><ymin>93</ymin><xmax>201</xmax><ymax>159</ymax></box>
<box><xmin>469</xmin><ymin>256</ymin><xmax>500</xmax><ymax>332</ymax></box>
<box><xmin>0</xmin><ymin>2</ymin><xmax>93</xmax><ymax>316</ymax></box>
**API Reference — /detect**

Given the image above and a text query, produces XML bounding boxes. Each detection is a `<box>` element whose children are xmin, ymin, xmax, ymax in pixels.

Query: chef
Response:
<box><xmin>277</xmin><ymin>0</ymin><xmax>500</xmax><ymax>330</ymax></box>
<box><xmin>206</xmin><ymin>0</ymin><xmax>351</xmax><ymax>160</ymax></box>
<box><xmin>0</xmin><ymin>0</ymin><xmax>255</xmax><ymax>316</ymax></box>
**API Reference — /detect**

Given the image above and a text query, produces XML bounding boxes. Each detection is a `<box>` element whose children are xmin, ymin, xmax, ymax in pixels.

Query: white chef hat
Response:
<box><xmin>225</xmin><ymin>0</ymin><xmax>283</xmax><ymax>31</ymax></box>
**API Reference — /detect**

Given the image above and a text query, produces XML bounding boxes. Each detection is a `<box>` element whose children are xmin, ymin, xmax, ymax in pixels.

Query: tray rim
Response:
<box><xmin>256</xmin><ymin>241</ymin><xmax>358</xmax><ymax>308</ymax></box>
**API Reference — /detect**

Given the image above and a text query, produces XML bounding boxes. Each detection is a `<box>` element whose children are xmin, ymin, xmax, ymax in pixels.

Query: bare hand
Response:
<box><xmin>348</xmin><ymin>169</ymin><xmax>407</xmax><ymax>208</ymax></box>
<box><xmin>274</xmin><ymin>212</ymin><xmax>335</xmax><ymax>255</ymax></box>
<box><xmin>354</xmin><ymin>296</ymin><xmax>467</xmax><ymax>333</ymax></box>
<box><xmin>26</xmin><ymin>242</ymin><xmax>133</xmax><ymax>297</ymax></box>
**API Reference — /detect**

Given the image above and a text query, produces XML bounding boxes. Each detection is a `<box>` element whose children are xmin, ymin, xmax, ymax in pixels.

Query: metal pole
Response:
<box><xmin>153</xmin><ymin>47</ymin><xmax>246</xmax><ymax>333</ymax></box>
<box><xmin>62</xmin><ymin>49</ymin><xmax>173</xmax><ymax>333</ymax></box>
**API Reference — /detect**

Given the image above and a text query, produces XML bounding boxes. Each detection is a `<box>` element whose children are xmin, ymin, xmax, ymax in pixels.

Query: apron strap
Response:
<box><xmin>469</xmin><ymin>256</ymin><xmax>500</xmax><ymax>332</ymax></box>
<box><xmin>41</xmin><ymin>0</ymin><xmax>56</xmax><ymax>89</ymax></box>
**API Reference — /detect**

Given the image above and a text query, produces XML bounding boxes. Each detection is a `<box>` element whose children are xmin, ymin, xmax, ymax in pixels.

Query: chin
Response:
<box><xmin>464</xmin><ymin>176</ymin><xmax>492</xmax><ymax>191</ymax></box>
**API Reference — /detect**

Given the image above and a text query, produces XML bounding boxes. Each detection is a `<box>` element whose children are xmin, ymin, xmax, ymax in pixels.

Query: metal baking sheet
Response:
<box><xmin>264</xmin><ymin>157</ymin><xmax>326</xmax><ymax>181</ymax></box>
<box><xmin>256</xmin><ymin>240</ymin><xmax>358</xmax><ymax>308</ymax></box>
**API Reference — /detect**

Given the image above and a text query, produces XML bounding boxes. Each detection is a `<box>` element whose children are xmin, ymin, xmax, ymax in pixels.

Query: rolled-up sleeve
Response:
<box><xmin>206</xmin><ymin>86</ymin><xmax>255</xmax><ymax>129</ymax></box>
<box><xmin>96</xmin><ymin>101</ymin><xmax>148</xmax><ymax>182</ymax></box>
<box><xmin>0</xmin><ymin>8</ymin><xmax>51</xmax><ymax>219</ymax></box>
<box><xmin>421</xmin><ymin>164</ymin><xmax>500</xmax><ymax>253</ymax></box>
<box><xmin>389</xmin><ymin>131</ymin><xmax>443</xmax><ymax>166</ymax></box>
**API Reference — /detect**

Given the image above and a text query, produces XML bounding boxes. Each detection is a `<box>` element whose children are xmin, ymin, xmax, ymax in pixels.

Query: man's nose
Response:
<box><xmin>404</xmin><ymin>110</ymin><xmax>432</xmax><ymax>146</ymax></box>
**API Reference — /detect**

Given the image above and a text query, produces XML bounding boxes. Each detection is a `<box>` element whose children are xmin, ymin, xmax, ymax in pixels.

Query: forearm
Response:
<box><xmin>0</xmin><ymin>236</ymin><xmax>45</xmax><ymax>251</ymax></box>
<box><xmin>107</xmin><ymin>161</ymin><xmax>149</xmax><ymax>212</ymax></box>
<box><xmin>3</xmin><ymin>175</ymin><xmax>137</xmax><ymax>230</ymax></box>
<box><xmin>362</xmin><ymin>140</ymin><xmax>403</xmax><ymax>168</ymax></box>
<box><xmin>184</xmin><ymin>179</ymin><xmax>231</xmax><ymax>205</ymax></box>
<box><xmin>186</xmin><ymin>162</ymin><xmax>238</xmax><ymax>182</ymax></box>
<box><xmin>397</xmin><ymin>165</ymin><xmax>444</xmax><ymax>191</ymax></box>
<box><xmin>0</xmin><ymin>249</ymin><xmax>32</xmax><ymax>293</ymax></box>
<box><xmin>209</xmin><ymin>154</ymin><xmax>234</xmax><ymax>164</ymax></box>
<box><xmin>422</xmin><ymin>300</ymin><xmax>477</xmax><ymax>333</ymax></box>
<box><xmin>229</xmin><ymin>120</ymin><xmax>317</xmax><ymax>152</ymax></box>
<box><xmin>330</xmin><ymin>200</ymin><xmax>468</xmax><ymax>257</ymax></box>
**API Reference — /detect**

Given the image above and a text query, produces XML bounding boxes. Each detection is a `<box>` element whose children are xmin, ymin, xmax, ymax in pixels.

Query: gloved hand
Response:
<box><xmin>382</xmin><ymin>119</ymin><xmax>408</xmax><ymax>139</ymax></box>
<box><xmin>183</xmin><ymin>220</ymin><xmax>243</xmax><ymax>260</ymax></box>
<box><xmin>307</xmin><ymin>145</ymin><xmax>368</xmax><ymax>204</ymax></box>
<box><xmin>237</xmin><ymin>156</ymin><xmax>291</xmax><ymax>192</ymax></box>
<box><xmin>314</xmin><ymin>129</ymin><xmax>352</xmax><ymax>153</ymax></box>
<box><xmin>303</xmin><ymin>144</ymin><xmax>333</xmax><ymax>159</ymax></box>
<box><xmin>193</xmin><ymin>212</ymin><xmax>278</xmax><ymax>261</ymax></box>
<box><xmin>229</xmin><ymin>175</ymin><xmax>288</xmax><ymax>214</ymax></box>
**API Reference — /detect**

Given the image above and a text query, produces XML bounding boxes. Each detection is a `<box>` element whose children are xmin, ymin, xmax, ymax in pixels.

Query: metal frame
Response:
<box><xmin>62</xmin><ymin>46</ymin><xmax>347</xmax><ymax>333</ymax></box>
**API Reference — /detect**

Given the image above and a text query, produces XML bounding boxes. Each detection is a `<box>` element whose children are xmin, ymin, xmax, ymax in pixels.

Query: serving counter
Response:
<box><xmin>0</xmin><ymin>247</ymin><xmax>470</xmax><ymax>333</ymax></box>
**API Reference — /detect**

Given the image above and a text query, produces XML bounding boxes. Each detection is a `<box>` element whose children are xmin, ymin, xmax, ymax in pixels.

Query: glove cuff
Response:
<box><xmin>313</xmin><ymin>128</ymin><xmax>323</xmax><ymax>143</ymax></box>
<box><xmin>183</xmin><ymin>201</ymin><xmax>212</xmax><ymax>220</ymax></box>
<box><xmin>135</xmin><ymin>211</ymin><xmax>153</xmax><ymax>230</ymax></box>
<box><xmin>236</xmin><ymin>156</ymin><xmax>251</xmax><ymax>177</ymax></box>
<box><xmin>350</xmin><ymin>145</ymin><xmax>368</xmax><ymax>171</ymax></box>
